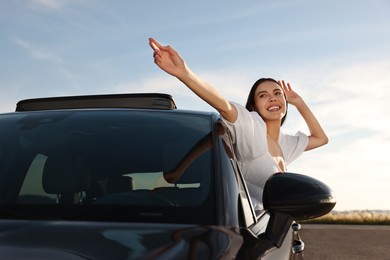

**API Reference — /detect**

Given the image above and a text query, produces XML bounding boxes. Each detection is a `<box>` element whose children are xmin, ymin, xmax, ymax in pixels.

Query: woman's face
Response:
<box><xmin>252</xmin><ymin>81</ymin><xmax>287</xmax><ymax>123</ymax></box>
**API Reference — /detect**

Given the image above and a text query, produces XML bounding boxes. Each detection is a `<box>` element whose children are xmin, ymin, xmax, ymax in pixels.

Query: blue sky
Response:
<box><xmin>1</xmin><ymin>0</ymin><xmax>390</xmax><ymax>210</ymax></box>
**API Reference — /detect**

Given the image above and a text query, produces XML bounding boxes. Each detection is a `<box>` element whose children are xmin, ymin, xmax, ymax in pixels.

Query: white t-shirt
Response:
<box><xmin>222</xmin><ymin>102</ymin><xmax>308</xmax><ymax>207</ymax></box>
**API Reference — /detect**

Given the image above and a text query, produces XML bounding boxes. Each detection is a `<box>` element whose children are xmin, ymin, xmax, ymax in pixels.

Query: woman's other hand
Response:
<box><xmin>279</xmin><ymin>80</ymin><xmax>328</xmax><ymax>150</ymax></box>
<box><xmin>279</xmin><ymin>80</ymin><xmax>303</xmax><ymax>107</ymax></box>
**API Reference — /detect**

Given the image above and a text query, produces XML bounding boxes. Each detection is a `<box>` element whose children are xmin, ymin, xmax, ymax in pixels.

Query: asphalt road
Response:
<box><xmin>300</xmin><ymin>224</ymin><xmax>390</xmax><ymax>260</ymax></box>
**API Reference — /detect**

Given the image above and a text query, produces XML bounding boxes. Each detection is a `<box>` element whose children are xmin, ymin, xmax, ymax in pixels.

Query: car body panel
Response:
<box><xmin>0</xmin><ymin>219</ymin><xmax>243</xmax><ymax>259</ymax></box>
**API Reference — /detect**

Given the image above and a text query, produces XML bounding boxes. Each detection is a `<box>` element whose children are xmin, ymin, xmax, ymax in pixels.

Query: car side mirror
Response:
<box><xmin>263</xmin><ymin>172</ymin><xmax>336</xmax><ymax>220</ymax></box>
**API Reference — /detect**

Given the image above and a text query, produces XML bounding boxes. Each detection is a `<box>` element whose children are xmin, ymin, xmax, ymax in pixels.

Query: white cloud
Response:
<box><xmin>290</xmin><ymin>131</ymin><xmax>390</xmax><ymax>210</ymax></box>
<box><xmin>283</xmin><ymin>60</ymin><xmax>390</xmax><ymax>210</ymax></box>
<box><xmin>275</xmin><ymin>58</ymin><xmax>390</xmax><ymax>135</ymax></box>
<box><xmin>111</xmin><ymin>70</ymin><xmax>253</xmax><ymax>112</ymax></box>
<box><xmin>318</xmin><ymin>61</ymin><xmax>390</xmax><ymax>138</ymax></box>
<box><xmin>30</xmin><ymin>0</ymin><xmax>64</xmax><ymax>10</ymax></box>
<box><xmin>27</xmin><ymin>0</ymin><xmax>85</xmax><ymax>11</ymax></box>
<box><xmin>13</xmin><ymin>38</ymin><xmax>63</xmax><ymax>64</ymax></box>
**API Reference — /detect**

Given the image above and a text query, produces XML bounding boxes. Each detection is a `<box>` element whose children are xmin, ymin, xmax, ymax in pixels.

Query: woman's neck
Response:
<box><xmin>266</xmin><ymin>121</ymin><xmax>281</xmax><ymax>141</ymax></box>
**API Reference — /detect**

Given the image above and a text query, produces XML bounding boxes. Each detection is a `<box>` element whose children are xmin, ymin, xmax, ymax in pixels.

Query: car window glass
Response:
<box><xmin>220</xmin><ymin>134</ymin><xmax>255</xmax><ymax>227</ymax></box>
<box><xmin>220</xmin><ymin>122</ymin><xmax>264</xmax><ymax>220</ymax></box>
<box><xmin>18</xmin><ymin>154</ymin><xmax>57</xmax><ymax>204</ymax></box>
<box><xmin>0</xmin><ymin>111</ymin><xmax>213</xmax><ymax>212</ymax></box>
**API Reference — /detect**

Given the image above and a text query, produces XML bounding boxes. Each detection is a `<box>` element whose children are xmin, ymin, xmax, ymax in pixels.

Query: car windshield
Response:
<box><xmin>0</xmin><ymin>109</ymin><xmax>215</xmax><ymax>224</ymax></box>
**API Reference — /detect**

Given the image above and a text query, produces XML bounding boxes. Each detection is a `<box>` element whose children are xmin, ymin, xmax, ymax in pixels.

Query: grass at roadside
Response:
<box><xmin>300</xmin><ymin>210</ymin><xmax>390</xmax><ymax>225</ymax></box>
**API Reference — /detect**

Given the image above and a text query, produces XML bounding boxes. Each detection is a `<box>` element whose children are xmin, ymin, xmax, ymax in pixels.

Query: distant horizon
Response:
<box><xmin>304</xmin><ymin>209</ymin><xmax>390</xmax><ymax>225</ymax></box>
<box><xmin>333</xmin><ymin>209</ymin><xmax>390</xmax><ymax>213</ymax></box>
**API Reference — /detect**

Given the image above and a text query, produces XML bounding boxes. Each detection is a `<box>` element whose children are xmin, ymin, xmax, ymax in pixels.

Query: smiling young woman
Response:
<box><xmin>149</xmin><ymin>37</ymin><xmax>328</xmax><ymax>209</ymax></box>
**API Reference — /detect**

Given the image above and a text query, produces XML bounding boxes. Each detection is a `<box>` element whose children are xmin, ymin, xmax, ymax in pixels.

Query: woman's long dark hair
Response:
<box><xmin>245</xmin><ymin>78</ymin><xmax>288</xmax><ymax>126</ymax></box>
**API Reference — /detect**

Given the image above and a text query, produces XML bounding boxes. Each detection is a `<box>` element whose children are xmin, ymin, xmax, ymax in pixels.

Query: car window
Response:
<box><xmin>0</xmin><ymin>110</ymin><xmax>214</xmax><ymax>222</ymax></box>
<box><xmin>18</xmin><ymin>154</ymin><xmax>57</xmax><ymax>204</ymax></box>
<box><xmin>218</xmin><ymin>125</ymin><xmax>256</xmax><ymax>227</ymax></box>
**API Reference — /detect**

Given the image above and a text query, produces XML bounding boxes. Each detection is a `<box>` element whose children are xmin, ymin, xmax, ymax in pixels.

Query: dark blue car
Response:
<box><xmin>0</xmin><ymin>93</ymin><xmax>335</xmax><ymax>259</ymax></box>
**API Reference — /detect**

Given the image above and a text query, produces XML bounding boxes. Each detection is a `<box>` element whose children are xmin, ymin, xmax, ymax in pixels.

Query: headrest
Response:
<box><xmin>42</xmin><ymin>152</ymin><xmax>91</xmax><ymax>194</ymax></box>
<box><xmin>107</xmin><ymin>176</ymin><xmax>134</xmax><ymax>194</ymax></box>
<box><xmin>163</xmin><ymin>142</ymin><xmax>210</xmax><ymax>184</ymax></box>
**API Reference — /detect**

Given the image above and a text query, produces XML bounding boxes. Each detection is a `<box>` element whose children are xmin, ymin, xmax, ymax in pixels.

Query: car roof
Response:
<box><xmin>12</xmin><ymin>93</ymin><xmax>219</xmax><ymax>119</ymax></box>
<box><xmin>15</xmin><ymin>93</ymin><xmax>177</xmax><ymax>112</ymax></box>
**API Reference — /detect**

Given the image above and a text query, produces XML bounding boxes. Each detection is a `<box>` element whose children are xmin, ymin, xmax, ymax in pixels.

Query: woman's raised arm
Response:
<box><xmin>149</xmin><ymin>38</ymin><xmax>237</xmax><ymax>123</ymax></box>
<box><xmin>279</xmin><ymin>80</ymin><xmax>329</xmax><ymax>151</ymax></box>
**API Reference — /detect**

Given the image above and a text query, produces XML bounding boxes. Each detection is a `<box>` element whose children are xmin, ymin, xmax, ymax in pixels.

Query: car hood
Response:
<box><xmin>0</xmin><ymin>220</ymin><xmax>243</xmax><ymax>259</ymax></box>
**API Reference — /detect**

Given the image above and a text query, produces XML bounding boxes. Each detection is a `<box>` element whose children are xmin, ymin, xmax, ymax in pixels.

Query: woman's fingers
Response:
<box><xmin>149</xmin><ymin>41</ymin><xmax>158</xmax><ymax>51</ymax></box>
<box><xmin>149</xmin><ymin>38</ymin><xmax>161</xmax><ymax>50</ymax></box>
<box><xmin>286</xmin><ymin>81</ymin><xmax>292</xmax><ymax>92</ymax></box>
<box><xmin>149</xmin><ymin>38</ymin><xmax>162</xmax><ymax>58</ymax></box>
<box><xmin>149</xmin><ymin>38</ymin><xmax>165</xmax><ymax>64</ymax></box>
<box><xmin>278</xmin><ymin>80</ymin><xmax>286</xmax><ymax>91</ymax></box>
<box><xmin>279</xmin><ymin>80</ymin><xmax>292</xmax><ymax>92</ymax></box>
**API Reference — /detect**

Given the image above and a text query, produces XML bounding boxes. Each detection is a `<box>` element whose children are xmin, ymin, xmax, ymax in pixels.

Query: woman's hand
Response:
<box><xmin>279</xmin><ymin>80</ymin><xmax>303</xmax><ymax>107</ymax></box>
<box><xmin>279</xmin><ymin>80</ymin><xmax>329</xmax><ymax>150</ymax></box>
<box><xmin>149</xmin><ymin>38</ymin><xmax>188</xmax><ymax>79</ymax></box>
<box><xmin>149</xmin><ymin>37</ymin><xmax>237</xmax><ymax>123</ymax></box>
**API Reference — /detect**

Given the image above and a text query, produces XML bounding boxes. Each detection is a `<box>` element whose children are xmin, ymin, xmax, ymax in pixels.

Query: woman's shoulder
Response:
<box><xmin>221</xmin><ymin>102</ymin><xmax>266</xmax><ymax>131</ymax></box>
<box><xmin>228</xmin><ymin>102</ymin><xmax>264</xmax><ymax>123</ymax></box>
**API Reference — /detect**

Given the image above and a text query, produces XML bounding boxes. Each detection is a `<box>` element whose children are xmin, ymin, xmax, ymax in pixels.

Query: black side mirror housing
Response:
<box><xmin>263</xmin><ymin>172</ymin><xmax>336</xmax><ymax>220</ymax></box>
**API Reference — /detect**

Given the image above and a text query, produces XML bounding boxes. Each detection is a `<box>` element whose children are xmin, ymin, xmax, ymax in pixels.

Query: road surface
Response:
<box><xmin>300</xmin><ymin>224</ymin><xmax>390</xmax><ymax>259</ymax></box>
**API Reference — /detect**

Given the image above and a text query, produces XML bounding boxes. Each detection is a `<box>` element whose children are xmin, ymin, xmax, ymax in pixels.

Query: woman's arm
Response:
<box><xmin>280</xmin><ymin>80</ymin><xmax>329</xmax><ymax>151</ymax></box>
<box><xmin>164</xmin><ymin>133</ymin><xmax>212</xmax><ymax>183</ymax></box>
<box><xmin>149</xmin><ymin>38</ymin><xmax>237</xmax><ymax>123</ymax></box>
<box><xmin>164</xmin><ymin>123</ymin><xmax>225</xmax><ymax>183</ymax></box>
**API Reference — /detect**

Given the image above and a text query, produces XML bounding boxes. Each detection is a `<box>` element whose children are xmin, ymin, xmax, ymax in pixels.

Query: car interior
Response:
<box><xmin>0</xmin><ymin>110</ymin><xmax>214</xmax><ymax>211</ymax></box>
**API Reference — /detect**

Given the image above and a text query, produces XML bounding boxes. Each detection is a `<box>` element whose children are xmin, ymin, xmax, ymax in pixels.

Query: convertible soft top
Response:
<box><xmin>15</xmin><ymin>93</ymin><xmax>177</xmax><ymax>111</ymax></box>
